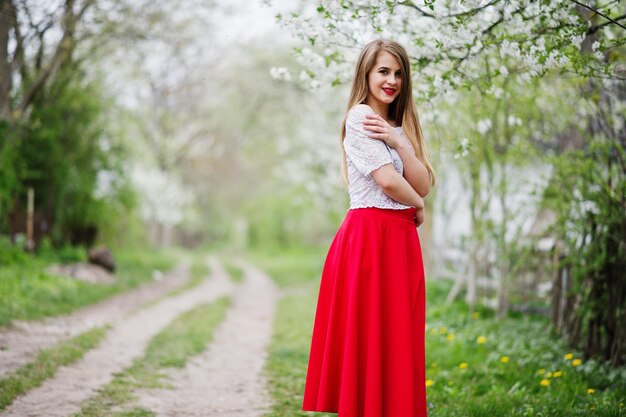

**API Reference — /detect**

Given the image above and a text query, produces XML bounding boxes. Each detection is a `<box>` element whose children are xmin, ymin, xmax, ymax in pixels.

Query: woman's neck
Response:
<box><xmin>364</xmin><ymin>98</ymin><xmax>389</xmax><ymax>121</ymax></box>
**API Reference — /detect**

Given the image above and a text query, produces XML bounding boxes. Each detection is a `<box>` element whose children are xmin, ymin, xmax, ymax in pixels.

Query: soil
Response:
<box><xmin>0</xmin><ymin>257</ymin><xmax>278</xmax><ymax>417</ymax></box>
<box><xmin>0</xmin><ymin>262</ymin><xmax>190</xmax><ymax>379</ymax></box>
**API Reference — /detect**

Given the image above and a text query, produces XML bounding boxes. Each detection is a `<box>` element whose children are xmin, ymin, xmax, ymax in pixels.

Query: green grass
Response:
<box><xmin>252</xmin><ymin>247</ymin><xmax>626</xmax><ymax>417</ymax></box>
<box><xmin>223</xmin><ymin>260</ymin><xmax>245</xmax><ymax>283</ymax></box>
<box><xmin>162</xmin><ymin>254</ymin><xmax>211</xmax><ymax>298</ymax></box>
<box><xmin>0</xmin><ymin>249</ymin><xmax>177</xmax><ymax>327</ymax></box>
<box><xmin>0</xmin><ymin>326</ymin><xmax>109</xmax><ymax>411</ymax></box>
<box><xmin>74</xmin><ymin>297</ymin><xmax>231</xmax><ymax>417</ymax></box>
<box><xmin>248</xmin><ymin>246</ymin><xmax>327</xmax><ymax>288</ymax></box>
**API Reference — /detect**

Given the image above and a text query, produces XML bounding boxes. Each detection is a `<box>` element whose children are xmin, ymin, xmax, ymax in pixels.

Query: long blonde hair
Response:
<box><xmin>341</xmin><ymin>39</ymin><xmax>436</xmax><ymax>187</ymax></box>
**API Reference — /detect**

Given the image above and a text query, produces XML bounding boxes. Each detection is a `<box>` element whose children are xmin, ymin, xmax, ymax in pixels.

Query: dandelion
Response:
<box><xmin>540</xmin><ymin>379</ymin><xmax>550</xmax><ymax>386</ymax></box>
<box><xmin>538</xmin><ymin>368</ymin><xmax>546</xmax><ymax>375</ymax></box>
<box><xmin>500</xmin><ymin>356</ymin><xmax>509</xmax><ymax>363</ymax></box>
<box><xmin>425</xmin><ymin>379</ymin><xmax>434</xmax><ymax>387</ymax></box>
<box><xmin>447</xmin><ymin>334</ymin><xmax>455</xmax><ymax>341</ymax></box>
<box><xmin>572</xmin><ymin>358</ymin><xmax>582</xmax><ymax>367</ymax></box>
<box><xmin>564</xmin><ymin>353</ymin><xmax>574</xmax><ymax>360</ymax></box>
<box><xmin>587</xmin><ymin>388</ymin><xmax>595</xmax><ymax>394</ymax></box>
<box><xmin>476</xmin><ymin>336</ymin><xmax>486</xmax><ymax>344</ymax></box>
<box><xmin>471</xmin><ymin>312</ymin><xmax>480</xmax><ymax>319</ymax></box>
<box><xmin>546</xmin><ymin>372</ymin><xmax>553</xmax><ymax>378</ymax></box>
<box><xmin>459</xmin><ymin>362</ymin><xmax>469</xmax><ymax>369</ymax></box>
<box><xmin>553</xmin><ymin>371</ymin><xmax>563</xmax><ymax>378</ymax></box>
<box><xmin>439</xmin><ymin>326</ymin><xmax>448</xmax><ymax>334</ymax></box>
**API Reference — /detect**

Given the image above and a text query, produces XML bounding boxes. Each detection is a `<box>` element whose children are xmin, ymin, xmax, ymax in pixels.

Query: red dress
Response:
<box><xmin>302</xmin><ymin>105</ymin><xmax>428</xmax><ymax>417</ymax></box>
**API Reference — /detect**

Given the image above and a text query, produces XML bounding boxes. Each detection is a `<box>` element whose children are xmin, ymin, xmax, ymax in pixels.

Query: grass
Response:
<box><xmin>251</xmin><ymin>246</ymin><xmax>626</xmax><ymax>417</ymax></box>
<box><xmin>74</xmin><ymin>296</ymin><xmax>231</xmax><ymax>417</ymax></box>
<box><xmin>0</xmin><ymin>249</ymin><xmax>177</xmax><ymax>327</ymax></box>
<box><xmin>223</xmin><ymin>259</ymin><xmax>245</xmax><ymax>283</ymax></box>
<box><xmin>162</xmin><ymin>254</ymin><xmax>211</xmax><ymax>298</ymax></box>
<box><xmin>0</xmin><ymin>326</ymin><xmax>109</xmax><ymax>411</ymax></box>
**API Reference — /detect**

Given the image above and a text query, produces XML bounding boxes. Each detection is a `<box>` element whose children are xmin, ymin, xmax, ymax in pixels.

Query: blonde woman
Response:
<box><xmin>302</xmin><ymin>39</ymin><xmax>435</xmax><ymax>417</ymax></box>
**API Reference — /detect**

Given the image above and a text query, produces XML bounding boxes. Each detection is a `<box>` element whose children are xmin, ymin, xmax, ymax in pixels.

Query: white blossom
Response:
<box><xmin>476</xmin><ymin>118</ymin><xmax>492</xmax><ymax>134</ymax></box>
<box><xmin>570</xmin><ymin>34</ymin><xmax>584</xmax><ymax>49</ymax></box>
<box><xmin>270</xmin><ymin>66</ymin><xmax>292</xmax><ymax>81</ymax></box>
<box><xmin>507</xmin><ymin>115</ymin><xmax>523</xmax><ymax>127</ymax></box>
<box><xmin>454</xmin><ymin>137</ymin><xmax>470</xmax><ymax>159</ymax></box>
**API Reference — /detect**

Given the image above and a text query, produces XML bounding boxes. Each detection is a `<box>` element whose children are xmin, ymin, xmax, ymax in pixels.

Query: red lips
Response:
<box><xmin>382</xmin><ymin>88</ymin><xmax>396</xmax><ymax>96</ymax></box>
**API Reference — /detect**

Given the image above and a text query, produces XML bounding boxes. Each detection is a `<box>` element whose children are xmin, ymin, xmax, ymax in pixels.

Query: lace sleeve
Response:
<box><xmin>343</xmin><ymin>106</ymin><xmax>393</xmax><ymax>176</ymax></box>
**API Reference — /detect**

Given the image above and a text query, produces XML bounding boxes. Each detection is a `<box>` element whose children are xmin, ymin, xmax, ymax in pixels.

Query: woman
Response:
<box><xmin>302</xmin><ymin>39</ymin><xmax>436</xmax><ymax>417</ymax></box>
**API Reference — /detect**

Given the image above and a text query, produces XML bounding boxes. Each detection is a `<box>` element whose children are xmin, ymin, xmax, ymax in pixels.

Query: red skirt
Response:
<box><xmin>302</xmin><ymin>207</ymin><xmax>427</xmax><ymax>417</ymax></box>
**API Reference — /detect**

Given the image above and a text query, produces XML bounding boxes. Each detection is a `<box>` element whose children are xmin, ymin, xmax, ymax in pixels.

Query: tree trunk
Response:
<box><xmin>0</xmin><ymin>0</ymin><xmax>14</xmax><ymax>121</ymax></box>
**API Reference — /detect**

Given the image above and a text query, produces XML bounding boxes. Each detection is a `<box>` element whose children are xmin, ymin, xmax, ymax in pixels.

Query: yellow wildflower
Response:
<box><xmin>439</xmin><ymin>326</ymin><xmax>448</xmax><ymax>334</ymax></box>
<box><xmin>564</xmin><ymin>353</ymin><xmax>574</xmax><ymax>360</ymax></box>
<box><xmin>476</xmin><ymin>336</ymin><xmax>487</xmax><ymax>344</ymax></box>
<box><xmin>447</xmin><ymin>334</ymin><xmax>455</xmax><ymax>341</ymax></box>
<box><xmin>587</xmin><ymin>388</ymin><xmax>595</xmax><ymax>394</ymax></box>
<box><xmin>425</xmin><ymin>379</ymin><xmax>434</xmax><ymax>387</ymax></box>
<box><xmin>538</xmin><ymin>368</ymin><xmax>546</xmax><ymax>375</ymax></box>
<box><xmin>499</xmin><ymin>356</ymin><xmax>510</xmax><ymax>363</ymax></box>
<box><xmin>540</xmin><ymin>379</ymin><xmax>550</xmax><ymax>386</ymax></box>
<box><xmin>471</xmin><ymin>312</ymin><xmax>480</xmax><ymax>319</ymax></box>
<box><xmin>459</xmin><ymin>362</ymin><xmax>469</xmax><ymax>369</ymax></box>
<box><xmin>572</xmin><ymin>358</ymin><xmax>582</xmax><ymax>366</ymax></box>
<box><xmin>546</xmin><ymin>372</ymin><xmax>553</xmax><ymax>378</ymax></box>
<box><xmin>553</xmin><ymin>371</ymin><xmax>563</xmax><ymax>378</ymax></box>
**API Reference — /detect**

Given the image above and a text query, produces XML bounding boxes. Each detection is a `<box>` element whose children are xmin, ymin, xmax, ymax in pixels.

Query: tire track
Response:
<box><xmin>0</xmin><ymin>258</ymin><xmax>233</xmax><ymax>417</ymax></box>
<box><xmin>0</xmin><ymin>262</ymin><xmax>191</xmax><ymax>379</ymax></box>
<box><xmin>133</xmin><ymin>259</ymin><xmax>277</xmax><ymax>417</ymax></box>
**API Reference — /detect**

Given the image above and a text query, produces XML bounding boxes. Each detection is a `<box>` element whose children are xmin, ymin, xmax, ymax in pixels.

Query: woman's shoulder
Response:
<box><xmin>347</xmin><ymin>103</ymin><xmax>376</xmax><ymax>122</ymax></box>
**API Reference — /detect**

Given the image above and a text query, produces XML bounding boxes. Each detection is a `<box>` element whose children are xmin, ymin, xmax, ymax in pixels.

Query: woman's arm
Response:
<box><xmin>372</xmin><ymin>164</ymin><xmax>424</xmax><ymax>209</ymax></box>
<box><xmin>363</xmin><ymin>113</ymin><xmax>430</xmax><ymax>197</ymax></box>
<box><xmin>395</xmin><ymin>143</ymin><xmax>431</xmax><ymax>198</ymax></box>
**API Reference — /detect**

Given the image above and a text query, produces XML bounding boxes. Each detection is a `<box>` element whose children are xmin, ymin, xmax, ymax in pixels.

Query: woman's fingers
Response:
<box><xmin>363</xmin><ymin>124</ymin><xmax>386</xmax><ymax>132</ymax></box>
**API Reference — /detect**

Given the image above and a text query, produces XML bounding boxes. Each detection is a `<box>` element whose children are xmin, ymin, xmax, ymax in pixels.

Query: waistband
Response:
<box><xmin>347</xmin><ymin>206</ymin><xmax>417</xmax><ymax>223</ymax></box>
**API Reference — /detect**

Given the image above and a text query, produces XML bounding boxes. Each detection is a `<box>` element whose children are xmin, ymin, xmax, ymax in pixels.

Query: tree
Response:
<box><xmin>278</xmin><ymin>0</ymin><xmax>626</xmax><ymax>364</ymax></box>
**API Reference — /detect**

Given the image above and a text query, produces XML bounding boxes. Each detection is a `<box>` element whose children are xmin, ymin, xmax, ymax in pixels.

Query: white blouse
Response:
<box><xmin>343</xmin><ymin>105</ymin><xmax>415</xmax><ymax>210</ymax></box>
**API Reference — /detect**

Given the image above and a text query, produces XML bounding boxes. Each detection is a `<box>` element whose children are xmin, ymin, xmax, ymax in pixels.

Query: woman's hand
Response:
<box><xmin>363</xmin><ymin>113</ymin><xmax>402</xmax><ymax>149</ymax></box>
<box><xmin>414</xmin><ymin>207</ymin><xmax>425</xmax><ymax>227</ymax></box>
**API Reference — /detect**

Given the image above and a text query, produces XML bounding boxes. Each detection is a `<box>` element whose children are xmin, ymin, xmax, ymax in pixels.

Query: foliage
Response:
<box><xmin>0</xmin><ymin>248</ymin><xmax>176</xmax><ymax>327</ymax></box>
<box><xmin>544</xmin><ymin>135</ymin><xmax>626</xmax><ymax>366</ymax></box>
<box><xmin>277</xmin><ymin>0</ymin><xmax>625</xmax><ymax>97</ymax></box>
<box><xmin>1</xmin><ymin>63</ymin><xmax>133</xmax><ymax>247</ymax></box>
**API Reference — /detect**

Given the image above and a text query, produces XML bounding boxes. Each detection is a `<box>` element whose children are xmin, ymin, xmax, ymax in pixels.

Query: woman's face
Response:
<box><xmin>366</xmin><ymin>51</ymin><xmax>402</xmax><ymax>107</ymax></box>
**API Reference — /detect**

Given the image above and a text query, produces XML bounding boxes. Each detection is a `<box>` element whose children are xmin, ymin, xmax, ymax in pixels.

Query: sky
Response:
<box><xmin>210</xmin><ymin>0</ymin><xmax>290</xmax><ymax>46</ymax></box>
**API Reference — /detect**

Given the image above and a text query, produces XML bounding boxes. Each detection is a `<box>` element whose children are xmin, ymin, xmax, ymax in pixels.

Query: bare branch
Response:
<box><xmin>570</xmin><ymin>0</ymin><xmax>626</xmax><ymax>30</ymax></box>
<box><xmin>588</xmin><ymin>13</ymin><xmax>626</xmax><ymax>35</ymax></box>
